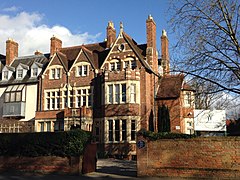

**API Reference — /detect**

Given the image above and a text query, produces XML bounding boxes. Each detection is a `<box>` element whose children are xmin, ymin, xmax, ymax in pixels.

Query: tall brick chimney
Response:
<box><xmin>161</xmin><ymin>30</ymin><xmax>170</xmax><ymax>75</ymax></box>
<box><xmin>146</xmin><ymin>15</ymin><xmax>157</xmax><ymax>72</ymax></box>
<box><xmin>6</xmin><ymin>38</ymin><xmax>18</xmax><ymax>66</ymax></box>
<box><xmin>50</xmin><ymin>36</ymin><xmax>62</xmax><ymax>57</ymax></box>
<box><xmin>106</xmin><ymin>21</ymin><xmax>116</xmax><ymax>48</ymax></box>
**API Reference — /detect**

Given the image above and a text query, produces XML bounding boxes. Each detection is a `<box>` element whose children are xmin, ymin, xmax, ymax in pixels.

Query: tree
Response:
<box><xmin>158</xmin><ymin>105</ymin><xmax>170</xmax><ymax>132</ymax></box>
<box><xmin>169</xmin><ymin>0</ymin><xmax>240</xmax><ymax>94</ymax></box>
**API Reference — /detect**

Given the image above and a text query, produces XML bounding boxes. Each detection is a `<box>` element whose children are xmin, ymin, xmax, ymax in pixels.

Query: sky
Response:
<box><xmin>0</xmin><ymin>0</ymin><xmax>172</xmax><ymax>56</ymax></box>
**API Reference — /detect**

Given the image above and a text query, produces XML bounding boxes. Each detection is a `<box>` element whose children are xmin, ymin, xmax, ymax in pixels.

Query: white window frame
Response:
<box><xmin>76</xmin><ymin>64</ymin><xmax>89</xmax><ymax>77</ymax></box>
<box><xmin>3</xmin><ymin>71</ymin><xmax>8</xmax><ymax>80</ymax></box>
<box><xmin>17</xmin><ymin>69</ymin><xmax>23</xmax><ymax>79</ymax></box>
<box><xmin>109</xmin><ymin>59</ymin><xmax>120</xmax><ymax>71</ymax></box>
<box><xmin>75</xmin><ymin>86</ymin><xmax>92</xmax><ymax>108</ymax></box>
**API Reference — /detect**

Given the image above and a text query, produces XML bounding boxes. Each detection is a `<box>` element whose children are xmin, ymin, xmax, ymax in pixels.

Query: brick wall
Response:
<box><xmin>137</xmin><ymin>136</ymin><xmax>240</xmax><ymax>178</ymax></box>
<box><xmin>0</xmin><ymin>143</ymin><xmax>97</xmax><ymax>175</ymax></box>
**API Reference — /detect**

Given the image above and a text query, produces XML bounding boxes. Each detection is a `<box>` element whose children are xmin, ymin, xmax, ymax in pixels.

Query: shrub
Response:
<box><xmin>0</xmin><ymin>129</ymin><xmax>91</xmax><ymax>157</ymax></box>
<box><xmin>137</xmin><ymin>129</ymin><xmax>196</xmax><ymax>141</ymax></box>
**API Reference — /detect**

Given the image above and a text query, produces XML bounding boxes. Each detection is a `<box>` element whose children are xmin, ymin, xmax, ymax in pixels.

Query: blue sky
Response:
<box><xmin>0</xmin><ymin>0</ymin><xmax>172</xmax><ymax>56</ymax></box>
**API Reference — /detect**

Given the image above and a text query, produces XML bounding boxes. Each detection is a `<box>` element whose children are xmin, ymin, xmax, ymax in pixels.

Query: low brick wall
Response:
<box><xmin>0</xmin><ymin>156</ymin><xmax>82</xmax><ymax>175</ymax></box>
<box><xmin>137</xmin><ymin>136</ymin><xmax>240</xmax><ymax>178</ymax></box>
<box><xmin>0</xmin><ymin>143</ymin><xmax>97</xmax><ymax>175</ymax></box>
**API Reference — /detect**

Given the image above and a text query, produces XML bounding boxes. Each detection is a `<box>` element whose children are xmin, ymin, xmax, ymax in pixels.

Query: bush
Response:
<box><xmin>137</xmin><ymin>129</ymin><xmax>196</xmax><ymax>141</ymax></box>
<box><xmin>0</xmin><ymin>129</ymin><xmax>91</xmax><ymax>157</ymax></box>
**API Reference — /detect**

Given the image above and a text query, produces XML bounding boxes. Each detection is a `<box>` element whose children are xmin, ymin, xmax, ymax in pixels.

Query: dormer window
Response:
<box><xmin>50</xmin><ymin>68</ymin><xmax>61</xmax><ymax>79</ymax></box>
<box><xmin>109</xmin><ymin>60</ymin><xmax>120</xmax><ymax>71</ymax></box>
<box><xmin>124</xmin><ymin>59</ymin><xmax>137</xmax><ymax>70</ymax></box>
<box><xmin>77</xmin><ymin>65</ymin><xmax>89</xmax><ymax>76</ymax></box>
<box><xmin>17</xmin><ymin>69</ymin><xmax>23</xmax><ymax>79</ymax></box>
<box><xmin>32</xmin><ymin>68</ymin><xmax>38</xmax><ymax>77</ymax></box>
<box><xmin>3</xmin><ymin>71</ymin><xmax>8</xmax><ymax>80</ymax></box>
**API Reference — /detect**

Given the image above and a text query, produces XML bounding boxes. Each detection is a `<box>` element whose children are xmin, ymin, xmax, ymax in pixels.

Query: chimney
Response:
<box><xmin>161</xmin><ymin>30</ymin><xmax>170</xmax><ymax>75</ymax></box>
<box><xmin>6</xmin><ymin>38</ymin><xmax>18</xmax><ymax>66</ymax></box>
<box><xmin>50</xmin><ymin>36</ymin><xmax>62</xmax><ymax>57</ymax></box>
<box><xmin>35</xmin><ymin>50</ymin><xmax>42</xmax><ymax>55</ymax></box>
<box><xmin>106</xmin><ymin>21</ymin><xmax>116</xmax><ymax>48</ymax></box>
<box><xmin>146</xmin><ymin>15</ymin><xmax>157</xmax><ymax>72</ymax></box>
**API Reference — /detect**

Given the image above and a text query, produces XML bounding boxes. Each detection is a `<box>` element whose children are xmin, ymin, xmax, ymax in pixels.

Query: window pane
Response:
<box><xmin>108</xmin><ymin>85</ymin><xmax>113</xmax><ymax>103</ymax></box>
<box><xmin>40</xmin><ymin>122</ymin><xmax>44</xmax><ymax>132</ymax></box>
<box><xmin>108</xmin><ymin>120</ymin><xmax>113</xmax><ymax>141</ymax></box>
<box><xmin>47</xmin><ymin>98</ymin><xmax>50</xmax><ymax>109</ymax></box>
<box><xmin>51</xmin><ymin>69</ymin><xmax>55</xmax><ymax>79</ymax></box>
<box><xmin>57</xmin><ymin>98</ymin><xmax>60</xmax><ymax>109</ymax></box>
<box><xmin>82</xmin><ymin>96</ymin><xmax>86</xmax><ymax>106</ymax></box>
<box><xmin>46</xmin><ymin>122</ymin><xmax>51</xmax><ymax>132</ymax></box>
<box><xmin>122</xmin><ymin>120</ymin><xmax>127</xmax><ymax>141</ymax></box>
<box><xmin>78</xmin><ymin>66</ymin><xmax>82</xmax><ymax>76</ymax></box>
<box><xmin>110</xmin><ymin>63</ymin><xmax>114</xmax><ymax>71</ymax></box>
<box><xmin>125</xmin><ymin>61</ymin><xmax>129</xmax><ymax>69</ymax></box>
<box><xmin>116</xmin><ymin>62</ymin><xmax>120</xmax><ymax>71</ymax></box>
<box><xmin>131</xmin><ymin>84</ymin><xmax>136</xmax><ymax>103</ymax></box>
<box><xmin>70</xmin><ymin>97</ymin><xmax>73</xmax><ymax>107</ymax></box>
<box><xmin>122</xmin><ymin>84</ymin><xmax>126</xmax><ymax>102</ymax></box>
<box><xmin>3</xmin><ymin>71</ymin><xmax>8</xmax><ymax>79</ymax></box>
<box><xmin>77</xmin><ymin>96</ymin><xmax>81</xmax><ymax>107</ymax></box>
<box><xmin>10</xmin><ymin>92</ymin><xmax>15</xmax><ymax>102</ymax></box>
<box><xmin>5</xmin><ymin>93</ymin><xmax>10</xmax><ymax>102</ymax></box>
<box><xmin>33</xmin><ymin>68</ymin><xmax>38</xmax><ymax>76</ymax></box>
<box><xmin>56</xmin><ymin>68</ymin><xmax>60</xmax><ymax>79</ymax></box>
<box><xmin>18</xmin><ymin>69</ymin><xmax>23</xmax><ymax>78</ymax></box>
<box><xmin>51</xmin><ymin>98</ymin><xmax>55</xmax><ymax>109</ymax></box>
<box><xmin>88</xmin><ymin>94</ymin><xmax>91</xmax><ymax>107</ymax></box>
<box><xmin>115</xmin><ymin>84</ymin><xmax>120</xmax><ymax>103</ymax></box>
<box><xmin>115</xmin><ymin>120</ymin><xmax>120</xmax><ymax>141</ymax></box>
<box><xmin>131</xmin><ymin>120</ymin><xmax>136</xmax><ymax>141</ymax></box>
<box><xmin>83</xmin><ymin>65</ymin><xmax>88</xmax><ymax>76</ymax></box>
<box><xmin>16</xmin><ymin>91</ymin><xmax>21</xmax><ymax>102</ymax></box>
<box><xmin>131</xmin><ymin>60</ymin><xmax>137</xmax><ymax>69</ymax></box>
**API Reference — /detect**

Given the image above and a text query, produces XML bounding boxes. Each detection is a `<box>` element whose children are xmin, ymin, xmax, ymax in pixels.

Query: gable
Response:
<box><xmin>100</xmin><ymin>34</ymin><xmax>141</xmax><ymax>70</ymax></box>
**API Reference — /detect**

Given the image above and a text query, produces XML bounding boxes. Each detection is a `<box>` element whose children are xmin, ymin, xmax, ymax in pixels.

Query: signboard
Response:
<box><xmin>194</xmin><ymin>110</ymin><xmax>226</xmax><ymax>131</ymax></box>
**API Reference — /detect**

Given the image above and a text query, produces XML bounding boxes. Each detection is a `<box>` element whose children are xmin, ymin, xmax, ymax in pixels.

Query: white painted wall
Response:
<box><xmin>24</xmin><ymin>84</ymin><xmax>38</xmax><ymax>121</ymax></box>
<box><xmin>0</xmin><ymin>87</ymin><xmax>6</xmax><ymax>117</ymax></box>
<box><xmin>194</xmin><ymin>110</ymin><xmax>226</xmax><ymax>131</ymax></box>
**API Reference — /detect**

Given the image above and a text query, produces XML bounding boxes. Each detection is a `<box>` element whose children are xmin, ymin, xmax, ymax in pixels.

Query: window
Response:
<box><xmin>185</xmin><ymin>92</ymin><xmax>192</xmax><ymax>106</ymax></box>
<box><xmin>17</xmin><ymin>69</ymin><xmax>23</xmax><ymax>78</ymax></box>
<box><xmin>115</xmin><ymin>84</ymin><xmax>120</xmax><ymax>103</ymax></box>
<box><xmin>124</xmin><ymin>59</ymin><xmax>137</xmax><ymax>70</ymax></box>
<box><xmin>46</xmin><ymin>122</ymin><xmax>51</xmax><ymax>132</ymax></box>
<box><xmin>45</xmin><ymin>90</ymin><xmax>60</xmax><ymax>110</ymax></box>
<box><xmin>51</xmin><ymin>69</ymin><xmax>55</xmax><ymax>79</ymax></box>
<box><xmin>115</xmin><ymin>119</ymin><xmax>120</xmax><ymax>141</ymax></box>
<box><xmin>107</xmin><ymin>83</ymin><xmax>126</xmax><ymax>104</ymax></box>
<box><xmin>77</xmin><ymin>65</ymin><xmax>89</xmax><ymax>76</ymax></box>
<box><xmin>108</xmin><ymin>120</ymin><xmax>113</xmax><ymax>141</ymax></box>
<box><xmin>56</xmin><ymin>68</ymin><xmax>60</xmax><ymax>79</ymax></box>
<box><xmin>108</xmin><ymin>85</ymin><xmax>113</xmax><ymax>103</ymax></box>
<box><xmin>109</xmin><ymin>61</ymin><xmax>120</xmax><ymax>71</ymax></box>
<box><xmin>75</xmin><ymin>87</ymin><xmax>92</xmax><ymax>107</ymax></box>
<box><xmin>32</xmin><ymin>68</ymin><xmax>38</xmax><ymax>77</ymax></box>
<box><xmin>40</xmin><ymin>122</ymin><xmax>44</xmax><ymax>132</ymax></box>
<box><xmin>4</xmin><ymin>93</ymin><xmax>10</xmax><ymax>102</ymax></box>
<box><xmin>131</xmin><ymin>120</ymin><xmax>136</xmax><ymax>141</ymax></box>
<box><xmin>130</xmin><ymin>84</ymin><xmax>136</xmax><ymax>103</ymax></box>
<box><xmin>51</xmin><ymin>68</ymin><xmax>61</xmax><ymax>79</ymax></box>
<box><xmin>122</xmin><ymin>120</ymin><xmax>127</xmax><ymax>141</ymax></box>
<box><xmin>3</xmin><ymin>71</ymin><xmax>8</xmax><ymax>80</ymax></box>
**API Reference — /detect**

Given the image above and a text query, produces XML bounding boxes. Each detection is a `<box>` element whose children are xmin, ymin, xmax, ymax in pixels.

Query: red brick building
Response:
<box><xmin>0</xmin><ymin>15</ymin><xmax>195</xmax><ymax>157</ymax></box>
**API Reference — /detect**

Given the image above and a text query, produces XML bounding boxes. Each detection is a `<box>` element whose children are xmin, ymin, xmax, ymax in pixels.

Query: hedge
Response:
<box><xmin>0</xmin><ymin>129</ymin><xmax>91</xmax><ymax>157</ymax></box>
<box><xmin>137</xmin><ymin>129</ymin><xmax>196</xmax><ymax>141</ymax></box>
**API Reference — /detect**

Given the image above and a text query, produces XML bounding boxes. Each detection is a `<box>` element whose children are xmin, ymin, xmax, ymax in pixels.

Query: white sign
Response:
<box><xmin>194</xmin><ymin>110</ymin><xmax>226</xmax><ymax>131</ymax></box>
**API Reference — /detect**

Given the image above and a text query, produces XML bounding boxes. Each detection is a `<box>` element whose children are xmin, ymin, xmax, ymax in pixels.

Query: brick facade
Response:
<box><xmin>0</xmin><ymin>16</ymin><xmax>194</xmax><ymax>157</ymax></box>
